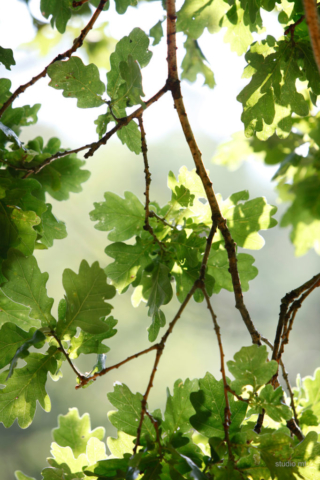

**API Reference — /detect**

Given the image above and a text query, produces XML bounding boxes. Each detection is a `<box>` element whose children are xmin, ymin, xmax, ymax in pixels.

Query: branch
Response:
<box><xmin>138</xmin><ymin>114</ymin><xmax>166</xmax><ymax>250</ymax></box>
<box><xmin>133</xmin><ymin>282</ymin><xmax>198</xmax><ymax>453</ymax></box>
<box><xmin>261</xmin><ymin>336</ymin><xmax>304</xmax><ymax>441</ymax></box>
<box><xmin>50</xmin><ymin>331</ymin><xmax>85</xmax><ymax>381</ymax></box>
<box><xmin>0</xmin><ymin>0</ymin><xmax>109</xmax><ymax>119</ymax></box>
<box><xmin>166</xmin><ymin>0</ymin><xmax>260</xmax><ymax>346</ymax></box>
<box><xmin>303</xmin><ymin>0</ymin><xmax>320</xmax><ymax>72</ymax></box>
<box><xmin>21</xmin><ymin>85</ymin><xmax>169</xmax><ymax>179</ymax></box>
<box><xmin>202</xmin><ymin>288</ymin><xmax>236</xmax><ymax>465</ymax></box>
<box><xmin>76</xmin><ymin>344</ymin><xmax>158</xmax><ymax>389</ymax></box>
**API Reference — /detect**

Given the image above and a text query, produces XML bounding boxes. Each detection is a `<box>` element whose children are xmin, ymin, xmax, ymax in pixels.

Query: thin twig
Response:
<box><xmin>133</xmin><ymin>282</ymin><xmax>198</xmax><ymax>454</ymax></box>
<box><xmin>261</xmin><ymin>336</ymin><xmax>304</xmax><ymax>441</ymax></box>
<box><xmin>73</xmin><ymin>0</ymin><xmax>89</xmax><ymax>6</ymax></box>
<box><xmin>21</xmin><ymin>85</ymin><xmax>169</xmax><ymax>179</ymax></box>
<box><xmin>145</xmin><ymin>410</ymin><xmax>162</xmax><ymax>455</ymax></box>
<box><xmin>0</xmin><ymin>0</ymin><xmax>109</xmax><ymax>119</ymax></box>
<box><xmin>50</xmin><ymin>332</ymin><xmax>84</xmax><ymax>380</ymax></box>
<box><xmin>149</xmin><ymin>211</ymin><xmax>176</xmax><ymax>229</ymax></box>
<box><xmin>76</xmin><ymin>344</ymin><xmax>158</xmax><ymax>389</ymax></box>
<box><xmin>138</xmin><ymin>114</ymin><xmax>166</xmax><ymax>250</ymax></box>
<box><xmin>166</xmin><ymin>0</ymin><xmax>260</xmax><ymax>346</ymax></box>
<box><xmin>202</xmin><ymin>288</ymin><xmax>236</xmax><ymax>464</ymax></box>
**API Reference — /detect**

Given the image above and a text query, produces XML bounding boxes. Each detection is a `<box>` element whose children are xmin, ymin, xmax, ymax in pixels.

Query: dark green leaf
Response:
<box><xmin>35</xmin><ymin>204</ymin><xmax>67</xmax><ymax>248</ymax></box>
<box><xmin>40</xmin><ymin>0</ymin><xmax>72</xmax><ymax>33</ymax></box>
<box><xmin>119</xmin><ymin>55</ymin><xmax>145</xmax><ymax>107</ymax></box>
<box><xmin>162</xmin><ymin>378</ymin><xmax>199</xmax><ymax>437</ymax></box>
<box><xmin>190</xmin><ymin>372</ymin><xmax>247</xmax><ymax>438</ymax></box>
<box><xmin>114</xmin><ymin>0</ymin><xmax>138</xmax><ymax>14</ymax></box>
<box><xmin>56</xmin><ymin>260</ymin><xmax>115</xmax><ymax>338</ymax></box>
<box><xmin>107</xmin><ymin>383</ymin><xmax>156</xmax><ymax>440</ymax></box>
<box><xmin>48</xmin><ymin>57</ymin><xmax>105</xmax><ymax>108</ymax></box>
<box><xmin>0</xmin><ymin>323</ymin><xmax>40</xmax><ymax>369</ymax></box>
<box><xmin>69</xmin><ymin>316</ymin><xmax>117</xmax><ymax>358</ymax></box>
<box><xmin>0</xmin><ymin>46</ymin><xmax>16</xmax><ymax>70</ymax></box>
<box><xmin>6</xmin><ymin>328</ymin><xmax>46</xmax><ymax>380</ymax></box>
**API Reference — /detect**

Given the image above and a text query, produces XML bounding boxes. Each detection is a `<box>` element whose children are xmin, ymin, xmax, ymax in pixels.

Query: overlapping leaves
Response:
<box><xmin>237</xmin><ymin>35</ymin><xmax>320</xmax><ymax>140</ymax></box>
<box><xmin>0</xmin><ymin>251</ymin><xmax>117</xmax><ymax>428</ymax></box>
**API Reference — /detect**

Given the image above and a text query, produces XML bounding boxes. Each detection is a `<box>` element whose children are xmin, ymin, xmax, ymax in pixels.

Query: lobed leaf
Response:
<box><xmin>90</xmin><ymin>191</ymin><xmax>145</xmax><ymax>241</ymax></box>
<box><xmin>107</xmin><ymin>383</ymin><xmax>157</xmax><ymax>440</ymax></box>
<box><xmin>40</xmin><ymin>0</ymin><xmax>71</xmax><ymax>33</ymax></box>
<box><xmin>69</xmin><ymin>316</ymin><xmax>117</xmax><ymax>358</ymax></box>
<box><xmin>53</xmin><ymin>408</ymin><xmax>105</xmax><ymax>458</ymax></box>
<box><xmin>0</xmin><ymin>348</ymin><xmax>58</xmax><ymax>428</ymax></box>
<box><xmin>48</xmin><ymin>57</ymin><xmax>105</xmax><ymax>108</ymax></box>
<box><xmin>181</xmin><ymin>38</ymin><xmax>215</xmax><ymax>88</ymax></box>
<box><xmin>56</xmin><ymin>260</ymin><xmax>116</xmax><ymax>339</ymax></box>
<box><xmin>227</xmin><ymin>345</ymin><xmax>278</xmax><ymax>392</ymax></box>
<box><xmin>0</xmin><ymin>46</ymin><xmax>15</xmax><ymax>70</ymax></box>
<box><xmin>1</xmin><ymin>250</ymin><xmax>55</xmax><ymax>328</ymax></box>
<box><xmin>176</xmin><ymin>0</ymin><xmax>229</xmax><ymax>39</ymax></box>
<box><xmin>190</xmin><ymin>372</ymin><xmax>248</xmax><ymax>438</ymax></box>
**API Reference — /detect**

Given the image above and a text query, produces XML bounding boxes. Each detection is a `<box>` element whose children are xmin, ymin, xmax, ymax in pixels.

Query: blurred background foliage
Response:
<box><xmin>0</xmin><ymin>1</ymin><xmax>319</xmax><ymax>479</ymax></box>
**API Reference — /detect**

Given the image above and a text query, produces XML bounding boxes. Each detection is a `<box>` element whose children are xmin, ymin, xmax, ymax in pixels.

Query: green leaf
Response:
<box><xmin>181</xmin><ymin>38</ymin><xmax>215</xmax><ymax>89</ymax></box>
<box><xmin>162</xmin><ymin>378</ymin><xmax>199</xmax><ymax>437</ymax></box>
<box><xmin>291</xmin><ymin>431</ymin><xmax>320</xmax><ymax>480</ymax></box>
<box><xmin>221</xmin><ymin>1</ymin><xmax>263</xmax><ymax>56</ymax></box>
<box><xmin>248</xmin><ymin>385</ymin><xmax>292</xmax><ymax>422</ymax></box>
<box><xmin>53</xmin><ymin>408</ymin><xmax>105</xmax><ymax>458</ymax></box>
<box><xmin>0</xmin><ymin>323</ymin><xmax>40</xmax><ymax>369</ymax></box>
<box><xmin>56</xmin><ymin>260</ymin><xmax>115</xmax><ymax>339</ymax></box>
<box><xmin>141</xmin><ymin>262</ymin><xmax>173</xmax><ymax>342</ymax></box>
<box><xmin>104</xmin><ymin>239</ymin><xmax>152</xmax><ymax>293</ymax></box>
<box><xmin>190</xmin><ymin>372</ymin><xmax>248</xmax><ymax>438</ymax></box>
<box><xmin>48</xmin><ymin>57</ymin><xmax>105</xmax><ymax>108</ymax></box>
<box><xmin>207</xmin><ymin>249</ymin><xmax>258</xmax><ymax>293</ymax></box>
<box><xmin>118</xmin><ymin>55</ymin><xmax>145</xmax><ymax>107</ymax></box>
<box><xmin>149</xmin><ymin>20</ymin><xmax>164</xmax><ymax>46</ymax></box>
<box><xmin>179</xmin><ymin>453</ymin><xmax>207</xmax><ymax>480</ymax></box>
<box><xmin>227</xmin><ymin>345</ymin><xmax>278</xmax><ymax>392</ymax></box>
<box><xmin>35</xmin><ymin>154</ymin><xmax>90</xmax><ymax>201</ymax></box>
<box><xmin>36</xmin><ymin>204</ymin><xmax>67</xmax><ymax>248</ymax></box>
<box><xmin>117</xmin><ymin>120</ymin><xmax>141</xmax><ymax>154</ymax></box>
<box><xmin>299</xmin><ymin>368</ymin><xmax>320</xmax><ymax>420</ymax></box>
<box><xmin>213</xmin><ymin>190</ymin><xmax>278</xmax><ymax>250</ymax></box>
<box><xmin>90</xmin><ymin>191</ymin><xmax>145</xmax><ymax>241</ymax></box>
<box><xmin>107</xmin><ymin>431</ymin><xmax>135</xmax><ymax>458</ymax></box>
<box><xmin>0</xmin><ymin>348</ymin><xmax>58</xmax><ymax>428</ymax></box>
<box><xmin>1</xmin><ymin>250</ymin><xmax>56</xmax><ymax>328</ymax></box>
<box><xmin>69</xmin><ymin>316</ymin><xmax>117</xmax><ymax>358</ymax></box>
<box><xmin>107</xmin><ymin>28</ymin><xmax>152</xmax><ymax>107</ymax></box>
<box><xmin>15</xmin><ymin>472</ymin><xmax>36</xmax><ymax>480</ymax></box>
<box><xmin>107</xmin><ymin>383</ymin><xmax>156</xmax><ymax>440</ymax></box>
<box><xmin>6</xmin><ymin>328</ymin><xmax>46</xmax><ymax>380</ymax></box>
<box><xmin>0</xmin><ymin>46</ymin><xmax>16</xmax><ymax>70</ymax></box>
<box><xmin>0</xmin><ymin>290</ymin><xmax>37</xmax><ymax>330</ymax></box>
<box><xmin>84</xmin><ymin>457</ymin><xmax>129</xmax><ymax>477</ymax></box>
<box><xmin>237</xmin><ymin>36</ymin><xmax>313</xmax><ymax>140</ymax></box>
<box><xmin>40</xmin><ymin>0</ymin><xmax>71</xmax><ymax>33</ymax></box>
<box><xmin>10</xmin><ymin>208</ymin><xmax>40</xmax><ymax>256</ymax></box>
<box><xmin>114</xmin><ymin>0</ymin><xmax>138</xmax><ymax>14</ymax></box>
<box><xmin>47</xmin><ymin>442</ymin><xmax>88</xmax><ymax>475</ymax></box>
<box><xmin>176</xmin><ymin>0</ymin><xmax>229</xmax><ymax>39</ymax></box>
